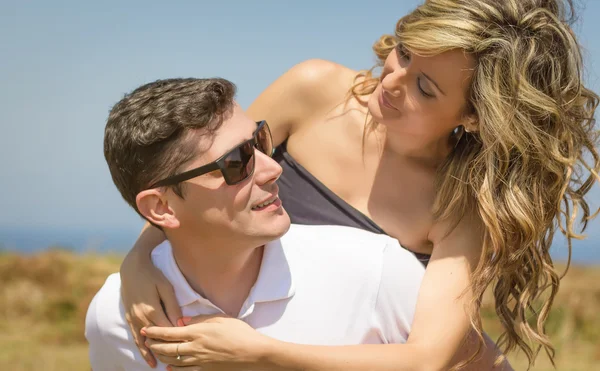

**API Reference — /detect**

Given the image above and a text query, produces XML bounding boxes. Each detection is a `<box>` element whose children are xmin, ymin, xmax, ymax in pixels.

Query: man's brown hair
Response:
<box><xmin>104</xmin><ymin>78</ymin><xmax>236</xmax><ymax>217</ymax></box>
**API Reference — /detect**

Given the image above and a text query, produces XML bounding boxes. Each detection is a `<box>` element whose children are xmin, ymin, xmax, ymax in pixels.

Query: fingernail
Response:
<box><xmin>166</xmin><ymin>366</ymin><xmax>172</xmax><ymax>371</ymax></box>
<box><xmin>181</xmin><ymin>316</ymin><xmax>192</xmax><ymax>325</ymax></box>
<box><xmin>147</xmin><ymin>358</ymin><xmax>156</xmax><ymax>368</ymax></box>
<box><xmin>140</xmin><ymin>328</ymin><xmax>147</xmax><ymax>336</ymax></box>
<box><xmin>177</xmin><ymin>318</ymin><xmax>184</xmax><ymax>327</ymax></box>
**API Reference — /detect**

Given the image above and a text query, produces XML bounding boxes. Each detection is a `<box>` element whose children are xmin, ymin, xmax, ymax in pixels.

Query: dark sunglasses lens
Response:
<box><xmin>221</xmin><ymin>141</ymin><xmax>255</xmax><ymax>184</ymax></box>
<box><xmin>220</xmin><ymin>122</ymin><xmax>272</xmax><ymax>185</ymax></box>
<box><xmin>256</xmin><ymin>123</ymin><xmax>273</xmax><ymax>156</ymax></box>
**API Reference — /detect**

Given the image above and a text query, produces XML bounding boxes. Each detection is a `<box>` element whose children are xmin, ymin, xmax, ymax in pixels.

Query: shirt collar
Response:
<box><xmin>249</xmin><ymin>238</ymin><xmax>295</xmax><ymax>304</ymax></box>
<box><xmin>151</xmin><ymin>238</ymin><xmax>295</xmax><ymax>309</ymax></box>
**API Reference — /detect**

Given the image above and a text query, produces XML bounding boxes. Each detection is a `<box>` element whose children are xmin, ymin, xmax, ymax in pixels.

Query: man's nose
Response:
<box><xmin>252</xmin><ymin>149</ymin><xmax>283</xmax><ymax>185</ymax></box>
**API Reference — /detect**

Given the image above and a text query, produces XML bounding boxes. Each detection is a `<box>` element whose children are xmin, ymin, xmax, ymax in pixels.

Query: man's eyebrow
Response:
<box><xmin>421</xmin><ymin>71</ymin><xmax>446</xmax><ymax>96</ymax></box>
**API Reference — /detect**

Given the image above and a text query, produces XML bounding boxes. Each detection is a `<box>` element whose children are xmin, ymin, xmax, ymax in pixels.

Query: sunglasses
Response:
<box><xmin>149</xmin><ymin>120</ymin><xmax>273</xmax><ymax>188</ymax></box>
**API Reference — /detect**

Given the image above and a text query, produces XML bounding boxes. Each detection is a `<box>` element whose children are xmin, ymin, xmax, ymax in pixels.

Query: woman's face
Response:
<box><xmin>367</xmin><ymin>43</ymin><xmax>476</xmax><ymax>150</ymax></box>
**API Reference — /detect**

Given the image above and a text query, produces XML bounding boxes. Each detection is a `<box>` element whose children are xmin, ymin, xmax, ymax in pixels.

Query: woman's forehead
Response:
<box><xmin>415</xmin><ymin>49</ymin><xmax>475</xmax><ymax>94</ymax></box>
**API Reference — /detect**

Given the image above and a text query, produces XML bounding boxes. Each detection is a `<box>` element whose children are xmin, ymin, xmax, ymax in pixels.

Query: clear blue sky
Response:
<box><xmin>1</xmin><ymin>1</ymin><xmax>598</xmax><ymax>257</ymax></box>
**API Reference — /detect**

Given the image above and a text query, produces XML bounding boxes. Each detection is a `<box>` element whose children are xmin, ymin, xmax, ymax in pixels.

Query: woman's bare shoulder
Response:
<box><xmin>288</xmin><ymin>59</ymin><xmax>358</xmax><ymax>82</ymax></box>
<box><xmin>281</xmin><ymin>59</ymin><xmax>359</xmax><ymax>103</ymax></box>
<box><xmin>248</xmin><ymin>59</ymin><xmax>362</xmax><ymax>142</ymax></box>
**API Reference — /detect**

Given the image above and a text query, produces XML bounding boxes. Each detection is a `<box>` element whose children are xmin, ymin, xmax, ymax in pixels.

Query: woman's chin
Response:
<box><xmin>367</xmin><ymin>96</ymin><xmax>385</xmax><ymax>122</ymax></box>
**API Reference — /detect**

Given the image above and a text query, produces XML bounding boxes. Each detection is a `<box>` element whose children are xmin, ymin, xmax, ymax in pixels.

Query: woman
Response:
<box><xmin>121</xmin><ymin>0</ymin><xmax>599</xmax><ymax>369</ymax></box>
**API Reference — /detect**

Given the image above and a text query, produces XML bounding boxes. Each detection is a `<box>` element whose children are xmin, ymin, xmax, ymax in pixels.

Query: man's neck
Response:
<box><xmin>167</xmin><ymin>233</ymin><xmax>264</xmax><ymax>317</ymax></box>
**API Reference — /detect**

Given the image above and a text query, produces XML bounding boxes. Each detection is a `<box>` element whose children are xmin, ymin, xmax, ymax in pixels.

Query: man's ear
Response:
<box><xmin>136</xmin><ymin>189</ymin><xmax>180</xmax><ymax>229</ymax></box>
<box><xmin>463</xmin><ymin>114</ymin><xmax>479</xmax><ymax>133</ymax></box>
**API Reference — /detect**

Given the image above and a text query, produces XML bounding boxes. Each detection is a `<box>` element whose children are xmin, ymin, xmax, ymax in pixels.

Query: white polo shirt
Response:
<box><xmin>86</xmin><ymin>224</ymin><xmax>426</xmax><ymax>371</ymax></box>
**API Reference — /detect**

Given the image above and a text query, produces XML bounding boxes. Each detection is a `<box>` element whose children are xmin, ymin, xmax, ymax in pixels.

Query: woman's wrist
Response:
<box><xmin>121</xmin><ymin>226</ymin><xmax>162</xmax><ymax>278</ymax></box>
<box><xmin>251</xmin><ymin>335</ymin><xmax>282</xmax><ymax>370</ymax></box>
<box><xmin>253</xmin><ymin>336</ymin><xmax>300</xmax><ymax>371</ymax></box>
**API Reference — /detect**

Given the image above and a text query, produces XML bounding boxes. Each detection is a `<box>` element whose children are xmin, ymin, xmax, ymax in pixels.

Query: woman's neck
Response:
<box><xmin>372</xmin><ymin>126</ymin><xmax>452</xmax><ymax>170</ymax></box>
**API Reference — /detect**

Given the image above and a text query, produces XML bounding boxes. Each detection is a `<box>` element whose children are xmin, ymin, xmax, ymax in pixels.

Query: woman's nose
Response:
<box><xmin>382</xmin><ymin>68</ymin><xmax>407</xmax><ymax>98</ymax></box>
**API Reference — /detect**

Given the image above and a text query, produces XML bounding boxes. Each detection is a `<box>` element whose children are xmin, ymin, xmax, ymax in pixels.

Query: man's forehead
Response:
<box><xmin>213</xmin><ymin>106</ymin><xmax>255</xmax><ymax>145</ymax></box>
<box><xmin>185</xmin><ymin>107</ymin><xmax>255</xmax><ymax>164</ymax></box>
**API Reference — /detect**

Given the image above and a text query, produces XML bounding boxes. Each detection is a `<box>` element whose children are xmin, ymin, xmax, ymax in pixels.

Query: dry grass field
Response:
<box><xmin>1</xmin><ymin>249</ymin><xmax>599</xmax><ymax>371</ymax></box>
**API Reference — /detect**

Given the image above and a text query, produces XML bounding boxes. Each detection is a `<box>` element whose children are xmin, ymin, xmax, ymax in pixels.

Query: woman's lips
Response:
<box><xmin>379</xmin><ymin>89</ymin><xmax>399</xmax><ymax>111</ymax></box>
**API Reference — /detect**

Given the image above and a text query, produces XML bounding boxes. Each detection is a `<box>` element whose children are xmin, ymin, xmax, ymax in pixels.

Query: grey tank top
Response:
<box><xmin>275</xmin><ymin>141</ymin><xmax>431</xmax><ymax>266</ymax></box>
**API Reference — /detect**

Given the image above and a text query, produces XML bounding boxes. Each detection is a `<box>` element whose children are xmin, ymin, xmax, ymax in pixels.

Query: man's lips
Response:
<box><xmin>252</xmin><ymin>194</ymin><xmax>278</xmax><ymax>210</ymax></box>
<box><xmin>251</xmin><ymin>185</ymin><xmax>280</xmax><ymax>210</ymax></box>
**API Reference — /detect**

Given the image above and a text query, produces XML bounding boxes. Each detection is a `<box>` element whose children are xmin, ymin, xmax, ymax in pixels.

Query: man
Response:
<box><xmin>86</xmin><ymin>78</ymin><xmax>425</xmax><ymax>370</ymax></box>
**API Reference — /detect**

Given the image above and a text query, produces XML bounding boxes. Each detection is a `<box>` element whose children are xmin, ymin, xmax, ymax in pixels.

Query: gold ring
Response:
<box><xmin>176</xmin><ymin>343</ymin><xmax>181</xmax><ymax>360</ymax></box>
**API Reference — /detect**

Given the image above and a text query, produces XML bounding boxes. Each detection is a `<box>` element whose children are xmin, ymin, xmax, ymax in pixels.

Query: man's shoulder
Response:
<box><xmin>283</xmin><ymin>224</ymin><xmax>398</xmax><ymax>253</ymax></box>
<box><xmin>281</xmin><ymin>224</ymin><xmax>425</xmax><ymax>273</ymax></box>
<box><xmin>86</xmin><ymin>274</ymin><xmax>147</xmax><ymax>370</ymax></box>
<box><xmin>85</xmin><ymin>273</ymin><xmax>128</xmax><ymax>342</ymax></box>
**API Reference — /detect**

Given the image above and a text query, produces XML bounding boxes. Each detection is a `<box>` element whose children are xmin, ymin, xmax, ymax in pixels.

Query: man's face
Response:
<box><xmin>165</xmin><ymin>104</ymin><xmax>291</xmax><ymax>245</ymax></box>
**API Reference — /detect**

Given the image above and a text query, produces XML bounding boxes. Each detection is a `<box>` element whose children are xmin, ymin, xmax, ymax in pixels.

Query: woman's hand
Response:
<box><xmin>143</xmin><ymin>314</ymin><xmax>273</xmax><ymax>370</ymax></box>
<box><xmin>120</xmin><ymin>223</ymin><xmax>181</xmax><ymax>368</ymax></box>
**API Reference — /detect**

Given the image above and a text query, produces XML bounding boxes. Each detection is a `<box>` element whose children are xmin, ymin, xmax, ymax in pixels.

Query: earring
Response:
<box><xmin>452</xmin><ymin>125</ymin><xmax>465</xmax><ymax>148</ymax></box>
<box><xmin>453</xmin><ymin>125</ymin><xmax>465</xmax><ymax>137</ymax></box>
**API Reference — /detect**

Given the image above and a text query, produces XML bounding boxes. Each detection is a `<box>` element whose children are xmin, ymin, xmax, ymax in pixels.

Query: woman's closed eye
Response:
<box><xmin>417</xmin><ymin>76</ymin><xmax>435</xmax><ymax>98</ymax></box>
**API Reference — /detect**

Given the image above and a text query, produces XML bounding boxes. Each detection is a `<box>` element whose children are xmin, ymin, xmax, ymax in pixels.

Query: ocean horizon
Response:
<box><xmin>0</xmin><ymin>227</ymin><xmax>140</xmax><ymax>254</ymax></box>
<box><xmin>1</xmin><ymin>226</ymin><xmax>598</xmax><ymax>265</ymax></box>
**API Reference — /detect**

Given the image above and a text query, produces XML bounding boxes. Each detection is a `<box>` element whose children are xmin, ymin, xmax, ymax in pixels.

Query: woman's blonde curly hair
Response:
<box><xmin>351</xmin><ymin>0</ymin><xmax>599</xmax><ymax>368</ymax></box>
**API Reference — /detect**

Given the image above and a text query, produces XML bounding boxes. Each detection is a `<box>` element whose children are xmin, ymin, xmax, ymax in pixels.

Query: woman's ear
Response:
<box><xmin>136</xmin><ymin>189</ymin><xmax>180</xmax><ymax>229</ymax></box>
<box><xmin>463</xmin><ymin>114</ymin><xmax>479</xmax><ymax>133</ymax></box>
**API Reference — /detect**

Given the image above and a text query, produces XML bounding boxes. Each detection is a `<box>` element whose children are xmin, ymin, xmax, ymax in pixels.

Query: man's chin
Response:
<box><xmin>270</xmin><ymin>211</ymin><xmax>292</xmax><ymax>237</ymax></box>
<box><xmin>254</xmin><ymin>211</ymin><xmax>291</xmax><ymax>241</ymax></box>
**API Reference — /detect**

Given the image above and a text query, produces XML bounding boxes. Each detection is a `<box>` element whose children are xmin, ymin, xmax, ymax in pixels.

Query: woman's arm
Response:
<box><xmin>145</xmin><ymin>215</ymin><xmax>512</xmax><ymax>371</ymax></box>
<box><xmin>119</xmin><ymin>222</ymin><xmax>178</xmax><ymax>368</ymax></box>
<box><xmin>255</xmin><ymin>215</ymin><xmax>502</xmax><ymax>371</ymax></box>
<box><xmin>256</xmin><ymin>215</ymin><xmax>504</xmax><ymax>371</ymax></box>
